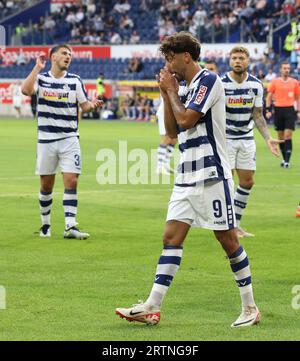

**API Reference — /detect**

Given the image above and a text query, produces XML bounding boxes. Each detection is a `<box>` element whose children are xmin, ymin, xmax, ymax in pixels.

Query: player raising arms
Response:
<box><xmin>21</xmin><ymin>45</ymin><xmax>103</xmax><ymax>239</ymax></box>
<box><xmin>116</xmin><ymin>32</ymin><xmax>260</xmax><ymax>328</ymax></box>
<box><xmin>222</xmin><ymin>47</ymin><xmax>282</xmax><ymax>238</ymax></box>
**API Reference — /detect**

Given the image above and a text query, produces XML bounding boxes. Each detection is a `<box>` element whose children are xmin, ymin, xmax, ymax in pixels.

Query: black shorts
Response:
<box><xmin>274</xmin><ymin>106</ymin><xmax>296</xmax><ymax>131</ymax></box>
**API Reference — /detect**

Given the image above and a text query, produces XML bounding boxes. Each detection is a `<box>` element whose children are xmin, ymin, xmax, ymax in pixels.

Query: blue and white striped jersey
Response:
<box><xmin>175</xmin><ymin>69</ymin><xmax>232</xmax><ymax>186</ymax></box>
<box><xmin>37</xmin><ymin>71</ymin><xmax>88</xmax><ymax>143</ymax></box>
<box><xmin>222</xmin><ymin>72</ymin><xmax>263</xmax><ymax>140</ymax></box>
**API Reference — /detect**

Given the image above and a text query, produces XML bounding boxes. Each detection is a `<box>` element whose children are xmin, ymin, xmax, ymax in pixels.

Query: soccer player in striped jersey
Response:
<box><xmin>21</xmin><ymin>45</ymin><xmax>103</xmax><ymax>239</ymax></box>
<box><xmin>222</xmin><ymin>46</ymin><xmax>281</xmax><ymax>238</ymax></box>
<box><xmin>116</xmin><ymin>32</ymin><xmax>260</xmax><ymax>328</ymax></box>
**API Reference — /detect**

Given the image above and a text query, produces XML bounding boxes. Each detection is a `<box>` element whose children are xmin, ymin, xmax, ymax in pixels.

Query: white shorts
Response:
<box><xmin>13</xmin><ymin>97</ymin><xmax>22</xmax><ymax>107</ymax></box>
<box><xmin>226</xmin><ymin>138</ymin><xmax>256</xmax><ymax>170</ymax></box>
<box><xmin>35</xmin><ymin>137</ymin><xmax>81</xmax><ymax>175</ymax></box>
<box><xmin>166</xmin><ymin>179</ymin><xmax>236</xmax><ymax>230</ymax></box>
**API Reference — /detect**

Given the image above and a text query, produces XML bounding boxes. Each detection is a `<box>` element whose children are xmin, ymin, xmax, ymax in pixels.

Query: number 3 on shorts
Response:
<box><xmin>74</xmin><ymin>154</ymin><xmax>81</xmax><ymax>167</ymax></box>
<box><xmin>212</xmin><ymin>199</ymin><xmax>222</xmax><ymax>218</ymax></box>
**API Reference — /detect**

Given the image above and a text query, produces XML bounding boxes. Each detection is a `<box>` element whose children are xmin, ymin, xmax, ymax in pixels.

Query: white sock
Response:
<box><xmin>145</xmin><ymin>245</ymin><xmax>183</xmax><ymax>307</ymax></box>
<box><xmin>63</xmin><ymin>189</ymin><xmax>78</xmax><ymax>229</ymax></box>
<box><xmin>234</xmin><ymin>186</ymin><xmax>251</xmax><ymax>228</ymax></box>
<box><xmin>39</xmin><ymin>191</ymin><xmax>52</xmax><ymax>226</ymax></box>
<box><xmin>229</xmin><ymin>245</ymin><xmax>256</xmax><ymax>309</ymax></box>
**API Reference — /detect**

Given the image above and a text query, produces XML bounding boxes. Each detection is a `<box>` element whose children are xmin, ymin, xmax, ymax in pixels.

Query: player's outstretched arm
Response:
<box><xmin>21</xmin><ymin>54</ymin><xmax>46</xmax><ymax>96</ymax></box>
<box><xmin>80</xmin><ymin>97</ymin><xmax>104</xmax><ymax>113</ymax></box>
<box><xmin>253</xmin><ymin>106</ymin><xmax>282</xmax><ymax>157</ymax></box>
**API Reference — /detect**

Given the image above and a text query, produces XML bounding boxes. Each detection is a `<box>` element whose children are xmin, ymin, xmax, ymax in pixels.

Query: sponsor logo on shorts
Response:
<box><xmin>214</xmin><ymin>220</ymin><xmax>226</xmax><ymax>225</ymax></box>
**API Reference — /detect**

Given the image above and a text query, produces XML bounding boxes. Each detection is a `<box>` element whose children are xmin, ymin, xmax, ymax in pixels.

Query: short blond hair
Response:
<box><xmin>229</xmin><ymin>46</ymin><xmax>250</xmax><ymax>58</ymax></box>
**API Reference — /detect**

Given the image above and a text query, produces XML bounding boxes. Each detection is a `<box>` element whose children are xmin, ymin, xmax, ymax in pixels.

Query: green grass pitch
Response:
<box><xmin>0</xmin><ymin>118</ymin><xmax>299</xmax><ymax>341</ymax></box>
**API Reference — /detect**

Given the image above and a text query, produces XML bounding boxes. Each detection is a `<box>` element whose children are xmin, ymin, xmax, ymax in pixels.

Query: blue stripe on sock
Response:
<box><xmin>65</xmin><ymin>212</ymin><xmax>76</xmax><ymax>217</ymax></box>
<box><xmin>229</xmin><ymin>246</ymin><xmax>244</xmax><ymax>259</ymax></box>
<box><xmin>40</xmin><ymin>191</ymin><xmax>52</xmax><ymax>196</ymax></box>
<box><xmin>158</xmin><ymin>256</ymin><xmax>181</xmax><ymax>265</ymax></box>
<box><xmin>63</xmin><ymin>200</ymin><xmax>78</xmax><ymax>207</ymax></box>
<box><xmin>231</xmin><ymin>257</ymin><xmax>249</xmax><ymax>273</ymax></box>
<box><xmin>235</xmin><ymin>213</ymin><xmax>242</xmax><ymax>220</ymax></box>
<box><xmin>154</xmin><ymin>274</ymin><xmax>174</xmax><ymax>286</ymax></box>
<box><xmin>42</xmin><ymin>210</ymin><xmax>51</xmax><ymax>216</ymax></box>
<box><xmin>64</xmin><ymin>189</ymin><xmax>77</xmax><ymax>195</ymax></box>
<box><xmin>39</xmin><ymin>199</ymin><xmax>52</xmax><ymax>207</ymax></box>
<box><xmin>236</xmin><ymin>276</ymin><xmax>252</xmax><ymax>287</ymax></box>
<box><xmin>234</xmin><ymin>200</ymin><xmax>247</xmax><ymax>209</ymax></box>
<box><xmin>237</xmin><ymin>187</ymin><xmax>250</xmax><ymax>196</ymax></box>
<box><xmin>163</xmin><ymin>245</ymin><xmax>183</xmax><ymax>250</ymax></box>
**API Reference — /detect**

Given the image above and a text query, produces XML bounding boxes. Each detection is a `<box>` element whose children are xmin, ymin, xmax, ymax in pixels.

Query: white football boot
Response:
<box><xmin>63</xmin><ymin>226</ymin><xmax>90</xmax><ymax>240</ymax></box>
<box><xmin>116</xmin><ymin>301</ymin><xmax>160</xmax><ymax>325</ymax></box>
<box><xmin>231</xmin><ymin>306</ymin><xmax>260</xmax><ymax>328</ymax></box>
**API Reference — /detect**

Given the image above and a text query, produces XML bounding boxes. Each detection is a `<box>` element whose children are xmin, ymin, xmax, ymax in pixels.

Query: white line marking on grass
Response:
<box><xmin>0</xmin><ymin>184</ymin><xmax>300</xmax><ymax>198</ymax></box>
<box><xmin>0</xmin><ymin>188</ymin><xmax>171</xmax><ymax>198</ymax></box>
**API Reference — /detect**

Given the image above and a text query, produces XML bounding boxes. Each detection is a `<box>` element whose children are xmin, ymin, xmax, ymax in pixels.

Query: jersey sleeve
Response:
<box><xmin>254</xmin><ymin>82</ymin><xmax>264</xmax><ymax>107</ymax></box>
<box><xmin>76</xmin><ymin>77</ymin><xmax>89</xmax><ymax>104</ymax></box>
<box><xmin>295</xmin><ymin>80</ymin><xmax>300</xmax><ymax>95</ymax></box>
<box><xmin>187</xmin><ymin>73</ymin><xmax>221</xmax><ymax>116</ymax></box>
<box><xmin>267</xmin><ymin>79</ymin><xmax>276</xmax><ymax>93</ymax></box>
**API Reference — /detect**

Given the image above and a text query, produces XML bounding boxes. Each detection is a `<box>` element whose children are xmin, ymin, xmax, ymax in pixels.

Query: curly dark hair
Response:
<box><xmin>159</xmin><ymin>32</ymin><xmax>201</xmax><ymax>61</ymax></box>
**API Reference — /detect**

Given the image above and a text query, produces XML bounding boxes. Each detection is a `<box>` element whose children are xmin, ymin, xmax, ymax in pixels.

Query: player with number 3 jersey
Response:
<box><xmin>21</xmin><ymin>44</ymin><xmax>103</xmax><ymax>239</ymax></box>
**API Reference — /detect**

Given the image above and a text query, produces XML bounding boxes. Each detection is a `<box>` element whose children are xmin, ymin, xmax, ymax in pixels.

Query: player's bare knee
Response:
<box><xmin>215</xmin><ymin>230</ymin><xmax>239</xmax><ymax>254</ymax></box>
<box><xmin>284</xmin><ymin>133</ymin><xmax>292</xmax><ymax>140</ymax></box>
<box><xmin>64</xmin><ymin>175</ymin><xmax>78</xmax><ymax>189</ymax></box>
<box><xmin>40</xmin><ymin>179</ymin><xmax>54</xmax><ymax>193</ymax></box>
<box><xmin>68</xmin><ymin>179</ymin><xmax>78</xmax><ymax>189</ymax></box>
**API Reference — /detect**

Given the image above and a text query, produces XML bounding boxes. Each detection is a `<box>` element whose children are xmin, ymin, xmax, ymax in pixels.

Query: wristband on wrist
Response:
<box><xmin>266</xmin><ymin>107</ymin><xmax>272</xmax><ymax>112</ymax></box>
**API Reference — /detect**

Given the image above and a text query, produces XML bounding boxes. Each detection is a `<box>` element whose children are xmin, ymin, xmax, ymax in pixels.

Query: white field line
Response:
<box><xmin>0</xmin><ymin>188</ymin><xmax>171</xmax><ymax>198</ymax></box>
<box><xmin>0</xmin><ymin>184</ymin><xmax>299</xmax><ymax>198</ymax></box>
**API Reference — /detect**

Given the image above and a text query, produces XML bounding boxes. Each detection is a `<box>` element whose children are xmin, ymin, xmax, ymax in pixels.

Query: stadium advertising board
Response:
<box><xmin>117</xmin><ymin>80</ymin><xmax>159</xmax><ymax>99</ymax></box>
<box><xmin>0</xmin><ymin>46</ymin><xmax>111</xmax><ymax>65</ymax></box>
<box><xmin>0</xmin><ymin>43</ymin><xmax>266</xmax><ymax>66</ymax></box>
<box><xmin>0</xmin><ymin>82</ymin><xmax>112</xmax><ymax>104</ymax></box>
<box><xmin>0</xmin><ymin>83</ymin><xmax>30</xmax><ymax>104</ymax></box>
<box><xmin>111</xmin><ymin>43</ymin><xmax>267</xmax><ymax>59</ymax></box>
